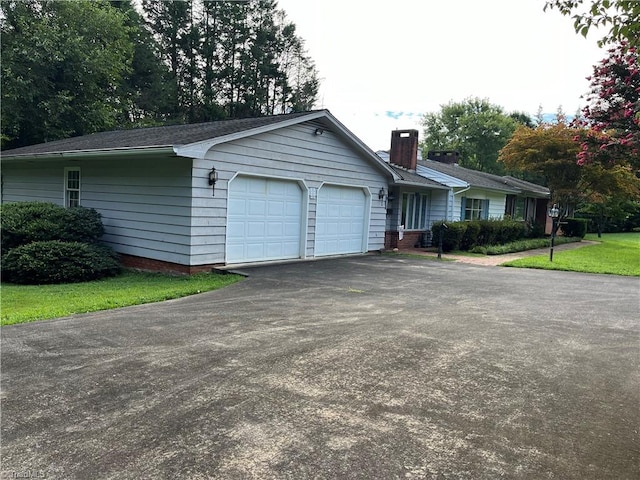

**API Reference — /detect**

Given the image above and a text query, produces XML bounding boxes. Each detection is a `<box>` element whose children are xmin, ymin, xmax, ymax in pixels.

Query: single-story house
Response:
<box><xmin>1</xmin><ymin>110</ymin><xmax>438</xmax><ymax>272</ymax></box>
<box><xmin>377</xmin><ymin>130</ymin><xmax>550</xmax><ymax>249</ymax></box>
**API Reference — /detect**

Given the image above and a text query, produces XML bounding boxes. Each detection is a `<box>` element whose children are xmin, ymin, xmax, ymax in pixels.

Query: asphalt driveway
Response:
<box><xmin>1</xmin><ymin>256</ymin><xmax>638</xmax><ymax>479</ymax></box>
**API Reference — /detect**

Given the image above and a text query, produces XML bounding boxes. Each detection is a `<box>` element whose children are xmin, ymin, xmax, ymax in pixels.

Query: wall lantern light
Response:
<box><xmin>314</xmin><ymin>128</ymin><xmax>324</xmax><ymax>136</ymax></box>
<box><xmin>208</xmin><ymin>167</ymin><xmax>218</xmax><ymax>196</ymax></box>
<box><xmin>378</xmin><ymin>187</ymin><xmax>386</xmax><ymax>200</ymax></box>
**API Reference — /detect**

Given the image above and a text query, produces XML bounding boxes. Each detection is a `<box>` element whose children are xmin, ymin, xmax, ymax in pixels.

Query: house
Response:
<box><xmin>1</xmin><ymin>110</ymin><xmax>443</xmax><ymax>273</ymax></box>
<box><xmin>377</xmin><ymin>130</ymin><xmax>550</xmax><ymax>249</ymax></box>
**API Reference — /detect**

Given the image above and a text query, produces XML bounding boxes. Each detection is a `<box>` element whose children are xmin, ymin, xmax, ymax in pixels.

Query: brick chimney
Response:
<box><xmin>427</xmin><ymin>150</ymin><xmax>460</xmax><ymax>165</ymax></box>
<box><xmin>389</xmin><ymin>129</ymin><xmax>419</xmax><ymax>171</ymax></box>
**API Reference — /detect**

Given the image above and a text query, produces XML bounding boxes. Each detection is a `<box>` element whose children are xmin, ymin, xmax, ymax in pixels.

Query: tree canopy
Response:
<box><xmin>574</xmin><ymin>43</ymin><xmax>639</xmax><ymax>170</ymax></box>
<box><xmin>420</xmin><ymin>97</ymin><xmax>527</xmax><ymax>175</ymax></box>
<box><xmin>1</xmin><ymin>0</ymin><xmax>320</xmax><ymax>149</ymax></box>
<box><xmin>499</xmin><ymin>122</ymin><xmax>582</xmax><ymax>215</ymax></box>
<box><xmin>1</xmin><ymin>0</ymin><xmax>133</xmax><ymax>148</ymax></box>
<box><xmin>544</xmin><ymin>0</ymin><xmax>640</xmax><ymax>48</ymax></box>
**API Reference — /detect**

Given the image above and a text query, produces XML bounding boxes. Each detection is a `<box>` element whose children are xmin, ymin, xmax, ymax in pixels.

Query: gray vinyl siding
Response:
<box><xmin>2</xmin><ymin>155</ymin><xmax>195</xmax><ymax>265</ymax></box>
<box><xmin>84</xmin><ymin>157</ymin><xmax>193</xmax><ymax>264</ymax></box>
<box><xmin>1</xmin><ymin>161</ymin><xmax>68</xmax><ymax>204</ymax></box>
<box><xmin>428</xmin><ymin>189</ymin><xmax>449</xmax><ymax>227</ymax></box>
<box><xmin>193</xmin><ymin>122</ymin><xmax>389</xmax><ymax>264</ymax></box>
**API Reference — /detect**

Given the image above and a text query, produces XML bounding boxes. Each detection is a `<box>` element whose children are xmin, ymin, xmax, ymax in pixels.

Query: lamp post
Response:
<box><xmin>548</xmin><ymin>204</ymin><xmax>559</xmax><ymax>262</ymax></box>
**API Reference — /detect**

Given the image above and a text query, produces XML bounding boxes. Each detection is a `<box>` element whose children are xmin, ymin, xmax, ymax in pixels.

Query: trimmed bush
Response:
<box><xmin>1</xmin><ymin>201</ymin><xmax>104</xmax><ymax>253</ymax></box>
<box><xmin>460</xmin><ymin>221</ymin><xmax>481</xmax><ymax>250</ymax></box>
<box><xmin>431</xmin><ymin>221</ymin><xmax>467</xmax><ymax>252</ymax></box>
<box><xmin>561</xmin><ymin>218</ymin><xmax>588</xmax><ymax>238</ymax></box>
<box><xmin>477</xmin><ymin>220</ymin><xmax>498</xmax><ymax>246</ymax></box>
<box><xmin>1</xmin><ymin>240</ymin><xmax>121</xmax><ymax>284</ymax></box>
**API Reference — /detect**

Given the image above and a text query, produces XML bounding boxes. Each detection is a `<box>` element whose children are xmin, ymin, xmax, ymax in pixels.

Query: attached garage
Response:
<box><xmin>315</xmin><ymin>184</ymin><xmax>368</xmax><ymax>256</ymax></box>
<box><xmin>2</xmin><ymin>110</ymin><xmax>401</xmax><ymax>273</ymax></box>
<box><xmin>226</xmin><ymin>175</ymin><xmax>305</xmax><ymax>263</ymax></box>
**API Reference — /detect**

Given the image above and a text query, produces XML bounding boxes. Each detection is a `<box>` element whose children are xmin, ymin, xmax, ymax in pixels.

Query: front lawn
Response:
<box><xmin>1</xmin><ymin>270</ymin><xmax>243</xmax><ymax>326</ymax></box>
<box><xmin>502</xmin><ymin>233</ymin><xmax>640</xmax><ymax>276</ymax></box>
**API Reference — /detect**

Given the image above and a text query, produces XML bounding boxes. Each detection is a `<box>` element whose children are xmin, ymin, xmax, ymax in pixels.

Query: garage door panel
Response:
<box><xmin>316</xmin><ymin>185</ymin><xmax>367</xmax><ymax>256</ymax></box>
<box><xmin>227</xmin><ymin>176</ymin><xmax>303</xmax><ymax>263</ymax></box>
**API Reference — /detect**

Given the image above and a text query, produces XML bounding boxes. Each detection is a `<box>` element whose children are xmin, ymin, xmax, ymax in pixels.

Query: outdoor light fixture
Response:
<box><xmin>208</xmin><ymin>167</ymin><xmax>218</xmax><ymax>196</ymax></box>
<box><xmin>378</xmin><ymin>187</ymin><xmax>386</xmax><ymax>200</ymax></box>
<box><xmin>548</xmin><ymin>203</ymin><xmax>560</xmax><ymax>262</ymax></box>
<box><xmin>314</xmin><ymin>128</ymin><xmax>324</xmax><ymax>136</ymax></box>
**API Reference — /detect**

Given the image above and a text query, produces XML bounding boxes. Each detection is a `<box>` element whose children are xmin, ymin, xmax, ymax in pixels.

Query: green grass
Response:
<box><xmin>502</xmin><ymin>233</ymin><xmax>640</xmax><ymax>276</ymax></box>
<box><xmin>1</xmin><ymin>270</ymin><xmax>244</xmax><ymax>326</ymax></box>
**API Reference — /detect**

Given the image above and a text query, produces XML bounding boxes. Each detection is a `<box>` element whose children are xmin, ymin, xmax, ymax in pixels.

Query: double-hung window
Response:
<box><xmin>65</xmin><ymin>168</ymin><xmax>81</xmax><ymax>207</ymax></box>
<box><xmin>462</xmin><ymin>197</ymin><xmax>488</xmax><ymax>220</ymax></box>
<box><xmin>401</xmin><ymin>192</ymin><xmax>429</xmax><ymax>230</ymax></box>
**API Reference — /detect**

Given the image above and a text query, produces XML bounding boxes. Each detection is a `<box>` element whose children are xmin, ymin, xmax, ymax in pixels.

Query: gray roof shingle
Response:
<box><xmin>2</xmin><ymin>110</ymin><xmax>322</xmax><ymax>156</ymax></box>
<box><xmin>417</xmin><ymin>160</ymin><xmax>519</xmax><ymax>193</ymax></box>
<box><xmin>501</xmin><ymin>176</ymin><xmax>550</xmax><ymax>197</ymax></box>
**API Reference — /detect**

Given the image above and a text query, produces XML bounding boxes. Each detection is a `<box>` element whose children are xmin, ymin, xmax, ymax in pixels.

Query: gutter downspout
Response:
<box><xmin>449</xmin><ymin>185</ymin><xmax>471</xmax><ymax>221</ymax></box>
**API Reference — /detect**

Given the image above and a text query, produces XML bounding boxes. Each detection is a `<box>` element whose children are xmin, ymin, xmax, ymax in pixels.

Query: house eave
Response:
<box><xmin>1</xmin><ymin>145</ymin><xmax>176</xmax><ymax>162</ymax></box>
<box><xmin>393</xmin><ymin>179</ymin><xmax>450</xmax><ymax>190</ymax></box>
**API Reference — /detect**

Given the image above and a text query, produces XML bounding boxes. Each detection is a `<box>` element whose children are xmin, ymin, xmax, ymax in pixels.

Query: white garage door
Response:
<box><xmin>227</xmin><ymin>176</ymin><xmax>303</xmax><ymax>263</ymax></box>
<box><xmin>315</xmin><ymin>185</ymin><xmax>367</xmax><ymax>256</ymax></box>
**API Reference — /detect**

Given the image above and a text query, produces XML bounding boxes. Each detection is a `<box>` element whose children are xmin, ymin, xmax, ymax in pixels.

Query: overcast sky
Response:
<box><xmin>276</xmin><ymin>0</ymin><xmax>606</xmax><ymax>150</ymax></box>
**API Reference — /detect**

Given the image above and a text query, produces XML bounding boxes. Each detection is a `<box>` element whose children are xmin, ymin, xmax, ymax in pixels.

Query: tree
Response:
<box><xmin>143</xmin><ymin>0</ymin><xmax>319</xmax><ymax>120</ymax></box>
<box><xmin>544</xmin><ymin>0</ymin><xmax>640</xmax><ymax>48</ymax></box>
<box><xmin>420</xmin><ymin>97</ymin><xmax>520</xmax><ymax>174</ymax></box>
<box><xmin>498</xmin><ymin>123</ymin><xmax>582</xmax><ymax>216</ymax></box>
<box><xmin>571</xmin><ymin>42</ymin><xmax>640</xmax><ymax>230</ymax></box>
<box><xmin>1</xmin><ymin>0</ymin><xmax>134</xmax><ymax>149</ymax></box>
<box><xmin>574</xmin><ymin>43</ymin><xmax>640</xmax><ymax>169</ymax></box>
<box><xmin>141</xmin><ymin>0</ymin><xmax>193</xmax><ymax>122</ymax></box>
<box><xmin>110</xmin><ymin>0</ymin><xmax>175</xmax><ymax>126</ymax></box>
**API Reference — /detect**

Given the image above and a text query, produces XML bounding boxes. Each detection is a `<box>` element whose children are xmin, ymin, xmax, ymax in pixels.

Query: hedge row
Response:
<box><xmin>431</xmin><ymin>219</ymin><xmax>530</xmax><ymax>253</ymax></box>
<box><xmin>1</xmin><ymin>202</ymin><xmax>120</xmax><ymax>285</ymax></box>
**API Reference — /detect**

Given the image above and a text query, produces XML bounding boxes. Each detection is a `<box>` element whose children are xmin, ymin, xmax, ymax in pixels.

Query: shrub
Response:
<box><xmin>561</xmin><ymin>218</ymin><xmax>588</xmax><ymax>238</ymax></box>
<box><xmin>432</xmin><ymin>221</ymin><xmax>467</xmax><ymax>252</ymax></box>
<box><xmin>1</xmin><ymin>240</ymin><xmax>121</xmax><ymax>284</ymax></box>
<box><xmin>477</xmin><ymin>220</ymin><xmax>498</xmax><ymax>246</ymax></box>
<box><xmin>526</xmin><ymin>221</ymin><xmax>546</xmax><ymax>239</ymax></box>
<box><xmin>1</xmin><ymin>202</ymin><xmax>104</xmax><ymax>253</ymax></box>
<box><xmin>497</xmin><ymin>219</ymin><xmax>527</xmax><ymax>244</ymax></box>
<box><xmin>460</xmin><ymin>221</ymin><xmax>481</xmax><ymax>250</ymax></box>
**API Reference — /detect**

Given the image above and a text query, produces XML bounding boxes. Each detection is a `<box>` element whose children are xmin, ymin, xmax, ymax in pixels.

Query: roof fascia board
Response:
<box><xmin>466</xmin><ymin>185</ymin><xmax>520</xmax><ymax>194</ymax></box>
<box><xmin>2</xmin><ymin>146</ymin><xmax>176</xmax><ymax>162</ymax></box>
<box><xmin>394</xmin><ymin>180</ymin><xmax>450</xmax><ymax>190</ymax></box>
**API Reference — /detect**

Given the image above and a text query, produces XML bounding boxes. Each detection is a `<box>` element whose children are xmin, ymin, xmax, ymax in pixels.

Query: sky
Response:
<box><xmin>276</xmin><ymin>0</ymin><xmax>607</xmax><ymax>151</ymax></box>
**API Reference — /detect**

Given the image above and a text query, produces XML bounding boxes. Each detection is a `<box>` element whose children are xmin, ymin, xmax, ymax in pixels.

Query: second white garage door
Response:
<box><xmin>227</xmin><ymin>176</ymin><xmax>303</xmax><ymax>263</ymax></box>
<box><xmin>315</xmin><ymin>185</ymin><xmax>367</xmax><ymax>256</ymax></box>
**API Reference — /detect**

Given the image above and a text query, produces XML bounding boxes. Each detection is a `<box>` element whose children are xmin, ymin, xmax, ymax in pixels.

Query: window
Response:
<box><xmin>65</xmin><ymin>168</ymin><xmax>80</xmax><ymax>207</ymax></box>
<box><xmin>462</xmin><ymin>197</ymin><xmax>488</xmax><ymax>220</ymax></box>
<box><xmin>401</xmin><ymin>192</ymin><xmax>429</xmax><ymax>230</ymax></box>
<box><xmin>514</xmin><ymin>198</ymin><xmax>526</xmax><ymax>220</ymax></box>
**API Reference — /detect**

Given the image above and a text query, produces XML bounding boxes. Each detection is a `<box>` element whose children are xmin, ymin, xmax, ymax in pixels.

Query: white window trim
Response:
<box><xmin>64</xmin><ymin>167</ymin><xmax>81</xmax><ymax>207</ymax></box>
<box><xmin>401</xmin><ymin>192</ymin><xmax>430</xmax><ymax>230</ymax></box>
